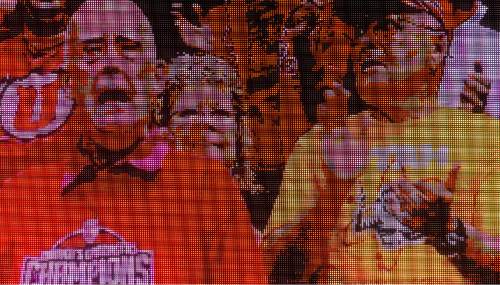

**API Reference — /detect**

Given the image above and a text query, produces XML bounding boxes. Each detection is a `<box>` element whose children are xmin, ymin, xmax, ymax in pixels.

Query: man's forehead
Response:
<box><xmin>334</xmin><ymin>0</ymin><xmax>444</xmax><ymax>30</ymax></box>
<box><xmin>72</xmin><ymin>0</ymin><xmax>154</xmax><ymax>43</ymax></box>
<box><xmin>76</xmin><ymin>20</ymin><xmax>153</xmax><ymax>43</ymax></box>
<box><xmin>388</xmin><ymin>11</ymin><xmax>442</xmax><ymax>25</ymax></box>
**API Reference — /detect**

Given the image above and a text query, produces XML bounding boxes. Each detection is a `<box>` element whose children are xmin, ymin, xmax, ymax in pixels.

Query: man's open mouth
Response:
<box><xmin>211</xmin><ymin>142</ymin><xmax>225</xmax><ymax>149</ymax></box>
<box><xmin>31</xmin><ymin>0</ymin><xmax>64</xmax><ymax>10</ymax></box>
<box><xmin>361</xmin><ymin>59</ymin><xmax>386</xmax><ymax>72</ymax></box>
<box><xmin>97</xmin><ymin>89</ymin><xmax>131</xmax><ymax>105</ymax></box>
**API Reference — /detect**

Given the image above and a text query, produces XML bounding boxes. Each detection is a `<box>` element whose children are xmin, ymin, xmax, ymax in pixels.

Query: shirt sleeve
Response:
<box><xmin>190</xmin><ymin>155</ymin><xmax>267</xmax><ymax>284</ymax></box>
<box><xmin>263</xmin><ymin>127</ymin><xmax>322</xmax><ymax>265</ymax></box>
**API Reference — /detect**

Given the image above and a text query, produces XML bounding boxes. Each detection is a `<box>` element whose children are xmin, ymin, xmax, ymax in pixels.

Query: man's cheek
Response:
<box><xmin>390</xmin><ymin>49</ymin><xmax>425</xmax><ymax>81</ymax></box>
<box><xmin>170</xmin><ymin>117</ymin><xmax>195</xmax><ymax>139</ymax></box>
<box><xmin>71</xmin><ymin>74</ymin><xmax>93</xmax><ymax>107</ymax></box>
<box><xmin>404</xmin><ymin>35</ymin><xmax>431</xmax><ymax>64</ymax></box>
<box><xmin>77</xmin><ymin>63</ymin><xmax>101</xmax><ymax>80</ymax></box>
<box><xmin>132</xmin><ymin>102</ymin><xmax>150</xmax><ymax>122</ymax></box>
<box><xmin>217</xmin><ymin>117</ymin><xmax>237</xmax><ymax>134</ymax></box>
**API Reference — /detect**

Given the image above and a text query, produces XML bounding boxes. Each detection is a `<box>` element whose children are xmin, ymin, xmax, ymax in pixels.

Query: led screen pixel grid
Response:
<box><xmin>0</xmin><ymin>0</ymin><xmax>499</xmax><ymax>284</ymax></box>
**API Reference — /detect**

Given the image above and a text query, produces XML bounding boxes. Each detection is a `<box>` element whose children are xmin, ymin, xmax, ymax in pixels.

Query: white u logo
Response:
<box><xmin>0</xmin><ymin>72</ymin><xmax>73</xmax><ymax>140</ymax></box>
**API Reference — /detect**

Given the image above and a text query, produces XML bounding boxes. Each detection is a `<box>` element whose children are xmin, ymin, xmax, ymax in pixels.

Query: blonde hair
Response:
<box><xmin>166</xmin><ymin>54</ymin><xmax>244</xmax><ymax>110</ymax></box>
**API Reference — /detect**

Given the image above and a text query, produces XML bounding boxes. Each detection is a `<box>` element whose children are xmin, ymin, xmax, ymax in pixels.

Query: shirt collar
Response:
<box><xmin>61</xmin><ymin>129</ymin><xmax>172</xmax><ymax>194</ymax></box>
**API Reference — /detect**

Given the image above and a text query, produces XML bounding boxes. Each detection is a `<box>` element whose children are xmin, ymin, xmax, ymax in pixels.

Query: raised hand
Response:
<box><xmin>309</xmin><ymin>12</ymin><xmax>353</xmax><ymax>86</ymax></box>
<box><xmin>171</xmin><ymin>3</ymin><xmax>212</xmax><ymax>52</ymax></box>
<box><xmin>382</xmin><ymin>165</ymin><xmax>461</xmax><ymax>238</ymax></box>
<box><xmin>460</xmin><ymin>62</ymin><xmax>491</xmax><ymax>113</ymax></box>
<box><xmin>280</xmin><ymin>0</ymin><xmax>321</xmax><ymax>45</ymax></box>
<box><xmin>321</xmin><ymin>110</ymin><xmax>370</xmax><ymax>180</ymax></box>
<box><xmin>317</xmin><ymin>82</ymin><xmax>350</xmax><ymax>131</ymax></box>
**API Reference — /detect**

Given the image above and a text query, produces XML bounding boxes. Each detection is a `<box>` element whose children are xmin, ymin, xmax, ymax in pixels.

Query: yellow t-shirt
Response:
<box><xmin>264</xmin><ymin>108</ymin><xmax>500</xmax><ymax>283</ymax></box>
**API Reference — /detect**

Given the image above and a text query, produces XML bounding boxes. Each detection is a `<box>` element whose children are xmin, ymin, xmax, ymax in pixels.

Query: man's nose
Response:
<box><xmin>98</xmin><ymin>41</ymin><xmax>126</xmax><ymax>76</ymax></box>
<box><xmin>358</xmin><ymin>26</ymin><xmax>378</xmax><ymax>46</ymax></box>
<box><xmin>356</xmin><ymin>26</ymin><xmax>385</xmax><ymax>55</ymax></box>
<box><xmin>194</xmin><ymin>111</ymin><xmax>218</xmax><ymax>132</ymax></box>
<box><xmin>103</xmin><ymin>39</ymin><xmax>124</xmax><ymax>66</ymax></box>
<box><xmin>95</xmin><ymin>65</ymin><xmax>127</xmax><ymax>90</ymax></box>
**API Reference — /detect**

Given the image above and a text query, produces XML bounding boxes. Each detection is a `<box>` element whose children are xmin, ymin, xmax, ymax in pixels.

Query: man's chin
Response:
<box><xmin>359</xmin><ymin>71</ymin><xmax>389</xmax><ymax>86</ymax></box>
<box><xmin>89</xmin><ymin>123</ymin><xmax>145</xmax><ymax>152</ymax></box>
<box><xmin>358</xmin><ymin>82</ymin><xmax>391</xmax><ymax>104</ymax></box>
<box><xmin>30</xmin><ymin>0</ymin><xmax>65</xmax><ymax>10</ymax></box>
<box><xmin>92</xmin><ymin>107</ymin><xmax>143</xmax><ymax>126</ymax></box>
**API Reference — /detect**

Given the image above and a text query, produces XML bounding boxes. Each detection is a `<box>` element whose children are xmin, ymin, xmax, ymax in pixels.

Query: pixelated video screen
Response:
<box><xmin>0</xmin><ymin>0</ymin><xmax>499</xmax><ymax>284</ymax></box>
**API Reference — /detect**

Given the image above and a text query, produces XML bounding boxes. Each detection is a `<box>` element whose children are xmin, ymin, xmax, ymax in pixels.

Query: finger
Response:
<box><xmin>468</xmin><ymin>73</ymin><xmax>492</xmax><ymax>89</ymax></box>
<box><xmin>464</xmin><ymin>78</ymin><xmax>491</xmax><ymax>95</ymax></box>
<box><xmin>460</xmin><ymin>88</ymin><xmax>479</xmax><ymax>102</ymax></box>
<box><xmin>463</xmin><ymin>87</ymin><xmax>488</xmax><ymax>108</ymax></box>
<box><xmin>415</xmin><ymin>181</ymin><xmax>453</xmax><ymax>203</ymax></box>
<box><xmin>445</xmin><ymin>164</ymin><xmax>461</xmax><ymax>193</ymax></box>
<box><xmin>396</xmin><ymin>179</ymin><xmax>426</xmax><ymax>205</ymax></box>
<box><xmin>394</xmin><ymin>183</ymin><xmax>423</xmax><ymax>214</ymax></box>
<box><xmin>192</xmin><ymin>3</ymin><xmax>202</xmax><ymax>16</ymax></box>
<box><xmin>460</xmin><ymin>89</ymin><xmax>483</xmax><ymax>108</ymax></box>
<box><xmin>460</xmin><ymin>89</ymin><xmax>486</xmax><ymax>113</ymax></box>
<box><xmin>382</xmin><ymin>189</ymin><xmax>404</xmax><ymax>217</ymax></box>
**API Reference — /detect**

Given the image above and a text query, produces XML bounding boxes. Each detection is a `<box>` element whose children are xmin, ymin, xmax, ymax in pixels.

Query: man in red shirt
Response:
<box><xmin>0</xmin><ymin>0</ymin><xmax>266</xmax><ymax>283</ymax></box>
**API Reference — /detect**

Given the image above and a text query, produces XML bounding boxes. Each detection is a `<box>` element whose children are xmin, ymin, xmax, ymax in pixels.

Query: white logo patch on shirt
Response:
<box><xmin>20</xmin><ymin>220</ymin><xmax>154</xmax><ymax>285</ymax></box>
<box><xmin>0</xmin><ymin>72</ymin><xmax>73</xmax><ymax>140</ymax></box>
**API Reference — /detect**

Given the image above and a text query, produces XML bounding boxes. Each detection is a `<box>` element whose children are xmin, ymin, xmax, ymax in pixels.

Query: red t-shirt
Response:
<box><xmin>0</xmin><ymin>149</ymin><xmax>266</xmax><ymax>284</ymax></box>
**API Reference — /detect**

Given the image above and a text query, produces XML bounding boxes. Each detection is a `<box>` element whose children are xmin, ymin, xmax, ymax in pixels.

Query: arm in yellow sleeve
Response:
<box><xmin>262</xmin><ymin>126</ymin><xmax>322</xmax><ymax>273</ymax></box>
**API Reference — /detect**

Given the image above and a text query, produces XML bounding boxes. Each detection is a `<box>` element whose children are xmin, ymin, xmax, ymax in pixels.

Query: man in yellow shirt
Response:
<box><xmin>264</xmin><ymin>0</ymin><xmax>500</xmax><ymax>283</ymax></box>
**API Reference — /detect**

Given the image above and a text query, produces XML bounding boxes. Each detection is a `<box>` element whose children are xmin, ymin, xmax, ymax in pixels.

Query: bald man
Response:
<box><xmin>0</xmin><ymin>0</ymin><xmax>265</xmax><ymax>283</ymax></box>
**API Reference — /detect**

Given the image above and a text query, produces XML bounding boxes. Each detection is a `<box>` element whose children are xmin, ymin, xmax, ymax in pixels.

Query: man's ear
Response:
<box><xmin>156</xmin><ymin>59</ymin><xmax>168</xmax><ymax>89</ymax></box>
<box><xmin>428</xmin><ymin>33</ymin><xmax>449</xmax><ymax>73</ymax></box>
<box><xmin>149</xmin><ymin>58</ymin><xmax>168</xmax><ymax>96</ymax></box>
